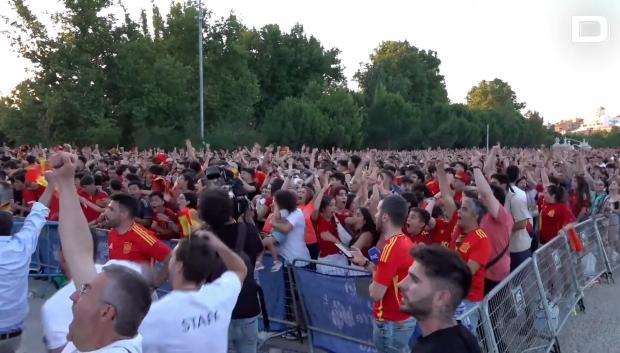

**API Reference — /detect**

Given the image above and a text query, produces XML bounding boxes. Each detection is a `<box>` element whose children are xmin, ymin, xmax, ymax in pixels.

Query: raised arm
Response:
<box><xmin>577</xmin><ymin>153</ymin><xmax>595</xmax><ymax>189</ymax></box>
<box><xmin>311</xmin><ymin>177</ymin><xmax>330</xmax><ymax>223</ymax></box>
<box><xmin>436</xmin><ymin>161</ymin><xmax>457</xmax><ymax>220</ymax></box>
<box><xmin>484</xmin><ymin>145</ymin><xmax>499</xmax><ymax>178</ymax></box>
<box><xmin>541</xmin><ymin>166</ymin><xmax>551</xmax><ymax>188</ymax></box>
<box><xmin>50</xmin><ymin>153</ymin><xmax>97</xmax><ymax>291</ymax></box>
<box><xmin>472</xmin><ymin>167</ymin><xmax>500</xmax><ymax>219</ymax></box>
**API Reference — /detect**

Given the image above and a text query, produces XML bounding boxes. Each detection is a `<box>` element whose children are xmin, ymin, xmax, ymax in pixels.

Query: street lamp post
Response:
<box><xmin>198</xmin><ymin>0</ymin><xmax>205</xmax><ymax>142</ymax></box>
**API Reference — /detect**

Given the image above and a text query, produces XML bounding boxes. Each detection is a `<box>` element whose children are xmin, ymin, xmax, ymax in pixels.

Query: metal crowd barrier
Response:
<box><xmin>456</xmin><ymin>303</ymin><xmax>491</xmax><ymax>353</ymax></box>
<box><xmin>15</xmin><ymin>212</ymin><xmax>620</xmax><ymax>353</ymax></box>
<box><xmin>291</xmin><ymin>259</ymin><xmax>375</xmax><ymax>353</ymax></box>
<box><xmin>572</xmin><ymin>219</ymin><xmax>611</xmax><ymax>290</ymax></box>
<box><xmin>594</xmin><ymin>217</ymin><xmax>620</xmax><ymax>276</ymax></box>
<box><xmin>256</xmin><ymin>255</ymin><xmax>303</xmax><ymax>336</ymax></box>
<box><xmin>484</xmin><ymin>258</ymin><xmax>556</xmax><ymax>353</ymax></box>
<box><xmin>531</xmin><ymin>234</ymin><xmax>581</xmax><ymax>334</ymax></box>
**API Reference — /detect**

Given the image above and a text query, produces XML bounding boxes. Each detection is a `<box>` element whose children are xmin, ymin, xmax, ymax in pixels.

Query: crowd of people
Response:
<box><xmin>1</xmin><ymin>141</ymin><xmax>619</xmax><ymax>353</ymax></box>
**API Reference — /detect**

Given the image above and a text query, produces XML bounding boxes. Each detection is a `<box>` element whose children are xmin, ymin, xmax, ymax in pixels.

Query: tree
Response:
<box><xmin>1</xmin><ymin>0</ymin><xmax>119</xmax><ymax>145</ymax></box>
<box><xmin>302</xmin><ymin>82</ymin><xmax>365</xmax><ymax>149</ymax></box>
<box><xmin>365</xmin><ymin>87</ymin><xmax>422</xmax><ymax>149</ymax></box>
<box><xmin>355</xmin><ymin>41</ymin><xmax>449</xmax><ymax>107</ymax></box>
<box><xmin>246</xmin><ymin>24</ymin><xmax>345</xmax><ymax>126</ymax></box>
<box><xmin>203</xmin><ymin>15</ymin><xmax>260</xmax><ymax>127</ymax></box>
<box><xmin>262</xmin><ymin>97</ymin><xmax>329</xmax><ymax>148</ymax></box>
<box><xmin>466</xmin><ymin>78</ymin><xmax>525</xmax><ymax>111</ymax></box>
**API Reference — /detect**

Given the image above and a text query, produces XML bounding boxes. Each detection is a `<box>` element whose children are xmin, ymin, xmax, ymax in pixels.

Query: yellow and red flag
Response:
<box><xmin>25</xmin><ymin>160</ymin><xmax>50</xmax><ymax>187</ymax></box>
<box><xmin>178</xmin><ymin>207</ymin><xmax>202</xmax><ymax>238</ymax></box>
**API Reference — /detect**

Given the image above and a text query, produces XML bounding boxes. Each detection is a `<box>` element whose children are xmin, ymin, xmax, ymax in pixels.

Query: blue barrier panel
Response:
<box><xmin>293</xmin><ymin>266</ymin><xmax>377</xmax><ymax>353</ymax></box>
<box><xmin>94</xmin><ymin>228</ymin><xmax>110</xmax><ymax>264</ymax></box>
<box><xmin>256</xmin><ymin>254</ymin><xmax>289</xmax><ymax>332</ymax></box>
<box><xmin>39</xmin><ymin>222</ymin><xmax>62</xmax><ymax>275</ymax></box>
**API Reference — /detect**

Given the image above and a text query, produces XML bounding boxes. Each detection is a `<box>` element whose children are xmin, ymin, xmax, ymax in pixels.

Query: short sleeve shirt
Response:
<box><xmin>140</xmin><ymin>271</ymin><xmax>242</xmax><ymax>353</ymax></box>
<box><xmin>480</xmin><ymin>206</ymin><xmax>512</xmax><ymax>282</ymax></box>
<box><xmin>453</xmin><ymin>228</ymin><xmax>492</xmax><ymax>302</ymax></box>
<box><xmin>538</xmin><ymin>203</ymin><xmax>576</xmax><ymax>243</ymax></box>
<box><xmin>504</xmin><ymin>191</ymin><xmax>531</xmax><ymax>253</ymax></box>
<box><xmin>373</xmin><ymin>234</ymin><xmax>414</xmax><ymax>322</ymax></box>
<box><xmin>315</xmin><ymin>215</ymin><xmax>340</xmax><ymax>257</ymax></box>
<box><xmin>108</xmin><ymin>223</ymin><xmax>171</xmax><ymax>263</ymax></box>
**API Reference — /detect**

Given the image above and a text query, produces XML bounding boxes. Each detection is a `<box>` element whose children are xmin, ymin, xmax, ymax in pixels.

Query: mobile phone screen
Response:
<box><xmin>335</xmin><ymin>243</ymin><xmax>353</xmax><ymax>259</ymax></box>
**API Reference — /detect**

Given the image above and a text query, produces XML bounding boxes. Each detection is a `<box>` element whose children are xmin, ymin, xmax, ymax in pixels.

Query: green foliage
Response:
<box><xmin>365</xmin><ymin>88</ymin><xmax>422</xmax><ymax>149</ymax></box>
<box><xmin>201</xmin><ymin>120</ymin><xmax>265</xmax><ymax>150</ymax></box>
<box><xmin>262</xmin><ymin>97</ymin><xmax>329</xmax><ymax>149</ymax></box>
<box><xmin>355</xmin><ymin>41</ymin><xmax>449</xmax><ymax>106</ymax></box>
<box><xmin>0</xmin><ymin>1</ymin><xmax>563</xmax><ymax>149</ymax></box>
<box><xmin>246</xmin><ymin>24</ymin><xmax>345</xmax><ymax>126</ymax></box>
<box><xmin>466</xmin><ymin>78</ymin><xmax>525</xmax><ymax>111</ymax></box>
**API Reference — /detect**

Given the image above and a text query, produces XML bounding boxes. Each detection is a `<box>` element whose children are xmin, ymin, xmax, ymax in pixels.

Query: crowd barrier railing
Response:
<box><xmin>16</xmin><ymin>212</ymin><xmax>620</xmax><ymax>353</ymax></box>
<box><xmin>256</xmin><ymin>255</ymin><xmax>302</xmax><ymax>335</ymax></box>
<box><xmin>291</xmin><ymin>259</ymin><xmax>375</xmax><ymax>353</ymax></box>
<box><xmin>572</xmin><ymin>219</ymin><xmax>611</xmax><ymax>290</ymax></box>
<box><xmin>593</xmin><ymin>217</ymin><xmax>619</xmax><ymax>278</ymax></box>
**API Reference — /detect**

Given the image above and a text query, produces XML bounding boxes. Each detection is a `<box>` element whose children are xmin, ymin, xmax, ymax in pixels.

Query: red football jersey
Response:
<box><xmin>108</xmin><ymin>223</ymin><xmax>171</xmax><ymax>263</ymax></box>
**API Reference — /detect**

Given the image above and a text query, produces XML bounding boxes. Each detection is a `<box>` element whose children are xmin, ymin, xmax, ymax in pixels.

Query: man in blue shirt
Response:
<box><xmin>0</xmin><ymin>174</ymin><xmax>54</xmax><ymax>353</ymax></box>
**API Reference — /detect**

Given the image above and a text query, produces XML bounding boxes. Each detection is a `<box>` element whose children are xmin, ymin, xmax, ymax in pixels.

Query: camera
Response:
<box><xmin>204</xmin><ymin>166</ymin><xmax>250</xmax><ymax>218</ymax></box>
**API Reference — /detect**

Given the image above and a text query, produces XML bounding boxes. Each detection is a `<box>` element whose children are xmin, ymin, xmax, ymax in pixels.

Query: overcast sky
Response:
<box><xmin>1</xmin><ymin>0</ymin><xmax>618</xmax><ymax>123</ymax></box>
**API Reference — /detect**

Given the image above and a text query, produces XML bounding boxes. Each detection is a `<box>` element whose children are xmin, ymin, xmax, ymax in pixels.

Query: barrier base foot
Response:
<box><xmin>551</xmin><ymin>337</ymin><xmax>562</xmax><ymax>353</ymax></box>
<box><xmin>603</xmin><ymin>271</ymin><xmax>615</xmax><ymax>284</ymax></box>
<box><xmin>577</xmin><ymin>298</ymin><xmax>586</xmax><ymax>313</ymax></box>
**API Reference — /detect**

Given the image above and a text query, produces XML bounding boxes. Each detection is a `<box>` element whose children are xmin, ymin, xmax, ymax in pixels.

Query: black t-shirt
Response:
<box><xmin>413</xmin><ymin>324</ymin><xmax>481</xmax><ymax>353</ymax></box>
<box><xmin>212</xmin><ymin>222</ymin><xmax>263</xmax><ymax>319</ymax></box>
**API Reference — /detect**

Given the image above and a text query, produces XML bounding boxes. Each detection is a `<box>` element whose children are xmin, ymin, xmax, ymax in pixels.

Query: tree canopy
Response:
<box><xmin>0</xmin><ymin>0</ymin><xmax>560</xmax><ymax>149</ymax></box>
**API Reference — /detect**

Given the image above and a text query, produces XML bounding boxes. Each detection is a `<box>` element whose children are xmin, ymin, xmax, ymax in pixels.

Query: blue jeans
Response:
<box><xmin>372</xmin><ymin>317</ymin><xmax>417</xmax><ymax>353</ymax></box>
<box><xmin>228</xmin><ymin>316</ymin><xmax>258</xmax><ymax>353</ymax></box>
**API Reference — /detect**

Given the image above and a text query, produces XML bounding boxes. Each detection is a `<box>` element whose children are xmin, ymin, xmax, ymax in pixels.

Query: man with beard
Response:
<box><xmin>351</xmin><ymin>195</ymin><xmax>415</xmax><ymax>353</ymax></box>
<box><xmin>399</xmin><ymin>245</ymin><xmax>481</xmax><ymax>353</ymax></box>
<box><xmin>103</xmin><ymin>193</ymin><xmax>172</xmax><ymax>287</ymax></box>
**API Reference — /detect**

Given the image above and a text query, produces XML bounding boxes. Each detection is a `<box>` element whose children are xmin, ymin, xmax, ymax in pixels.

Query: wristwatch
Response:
<box><xmin>363</xmin><ymin>259</ymin><xmax>371</xmax><ymax>269</ymax></box>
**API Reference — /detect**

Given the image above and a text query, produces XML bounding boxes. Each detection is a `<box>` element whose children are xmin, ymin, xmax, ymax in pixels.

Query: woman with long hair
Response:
<box><xmin>349</xmin><ymin>207</ymin><xmax>379</xmax><ymax>257</ymax></box>
<box><xmin>539</xmin><ymin>185</ymin><xmax>576</xmax><ymax>245</ymax></box>
<box><xmin>590</xmin><ymin>179</ymin><xmax>608</xmax><ymax>216</ymax></box>
<box><xmin>570</xmin><ymin>175</ymin><xmax>591</xmax><ymax>221</ymax></box>
<box><xmin>176</xmin><ymin>191</ymin><xmax>203</xmax><ymax>237</ymax></box>
<box><xmin>311</xmin><ymin>181</ymin><xmax>348</xmax><ymax>273</ymax></box>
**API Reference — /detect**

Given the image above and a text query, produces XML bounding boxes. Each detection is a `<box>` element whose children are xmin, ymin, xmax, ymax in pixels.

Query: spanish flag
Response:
<box><xmin>25</xmin><ymin>160</ymin><xmax>50</xmax><ymax>187</ymax></box>
<box><xmin>178</xmin><ymin>207</ymin><xmax>202</xmax><ymax>238</ymax></box>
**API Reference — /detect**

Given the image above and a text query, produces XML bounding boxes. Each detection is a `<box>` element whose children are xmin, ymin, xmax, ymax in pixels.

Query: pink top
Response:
<box><xmin>481</xmin><ymin>206</ymin><xmax>513</xmax><ymax>282</ymax></box>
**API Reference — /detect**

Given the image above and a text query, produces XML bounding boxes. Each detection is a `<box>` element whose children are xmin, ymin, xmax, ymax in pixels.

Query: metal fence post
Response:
<box><xmin>593</xmin><ymin>218</ymin><xmax>615</xmax><ymax>284</ymax></box>
<box><xmin>531</xmin><ymin>253</ymin><xmax>557</xmax><ymax>336</ymax></box>
<box><xmin>290</xmin><ymin>263</ymin><xmax>315</xmax><ymax>353</ymax></box>
<box><xmin>561</xmin><ymin>233</ymin><xmax>586</xmax><ymax>312</ymax></box>
<box><xmin>480</xmin><ymin>299</ymin><xmax>499</xmax><ymax>353</ymax></box>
